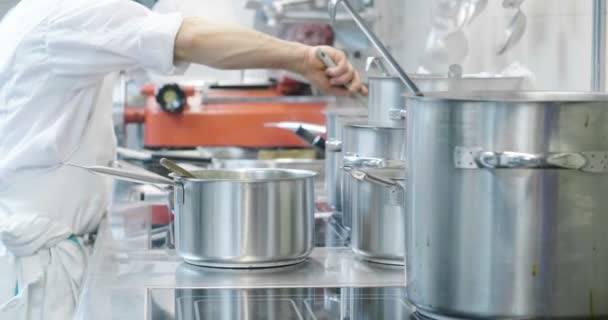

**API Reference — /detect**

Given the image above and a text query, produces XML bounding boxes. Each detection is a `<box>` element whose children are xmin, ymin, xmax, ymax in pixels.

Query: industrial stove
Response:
<box><xmin>74</xmin><ymin>192</ymin><xmax>410</xmax><ymax>319</ymax></box>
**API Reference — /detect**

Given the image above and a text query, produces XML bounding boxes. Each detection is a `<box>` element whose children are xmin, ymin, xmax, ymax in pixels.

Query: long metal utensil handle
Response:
<box><xmin>65</xmin><ymin>163</ymin><xmax>174</xmax><ymax>185</ymax></box>
<box><xmin>329</xmin><ymin>0</ymin><xmax>423</xmax><ymax>97</ymax></box>
<box><xmin>160</xmin><ymin>158</ymin><xmax>196</xmax><ymax>178</ymax></box>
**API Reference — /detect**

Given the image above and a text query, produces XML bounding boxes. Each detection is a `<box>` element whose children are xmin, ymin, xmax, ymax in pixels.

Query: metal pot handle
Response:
<box><xmin>388</xmin><ymin>108</ymin><xmax>407</xmax><ymax>120</ymax></box>
<box><xmin>343</xmin><ymin>155</ymin><xmax>406</xmax><ymax>168</ymax></box>
<box><xmin>326</xmin><ymin>139</ymin><xmax>343</xmax><ymax>152</ymax></box>
<box><xmin>349</xmin><ymin>169</ymin><xmax>405</xmax><ymax>189</ymax></box>
<box><xmin>455</xmin><ymin>146</ymin><xmax>608</xmax><ymax>173</ymax></box>
<box><xmin>65</xmin><ymin>163</ymin><xmax>175</xmax><ymax>185</ymax></box>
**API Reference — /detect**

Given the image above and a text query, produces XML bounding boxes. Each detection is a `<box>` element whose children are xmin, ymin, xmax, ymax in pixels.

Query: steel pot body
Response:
<box><xmin>324</xmin><ymin>108</ymin><xmax>367</xmax><ymax>211</ymax></box>
<box><xmin>367</xmin><ymin>75</ymin><xmax>525</xmax><ymax>128</ymax></box>
<box><xmin>348</xmin><ymin>168</ymin><xmax>406</xmax><ymax>265</ymax></box>
<box><xmin>406</xmin><ymin>91</ymin><xmax>608</xmax><ymax>319</ymax></box>
<box><xmin>368</xmin><ymin>77</ymin><xmax>406</xmax><ymax>128</ymax></box>
<box><xmin>341</xmin><ymin>124</ymin><xmax>405</xmax><ymax>230</ymax></box>
<box><xmin>173</xmin><ymin>169</ymin><xmax>316</xmax><ymax>268</ymax></box>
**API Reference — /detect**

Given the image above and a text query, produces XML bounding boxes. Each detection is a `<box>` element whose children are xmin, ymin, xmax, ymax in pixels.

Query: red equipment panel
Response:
<box><xmin>141</xmin><ymin>87</ymin><xmax>326</xmax><ymax>148</ymax></box>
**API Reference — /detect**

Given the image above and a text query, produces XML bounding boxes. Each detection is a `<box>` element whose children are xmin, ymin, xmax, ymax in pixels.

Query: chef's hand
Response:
<box><xmin>298</xmin><ymin>46</ymin><xmax>368</xmax><ymax>97</ymax></box>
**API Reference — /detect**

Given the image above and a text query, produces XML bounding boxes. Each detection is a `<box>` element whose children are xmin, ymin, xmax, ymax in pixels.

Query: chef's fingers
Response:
<box><xmin>329</xmin><ymin>64</ymin><xmax>355</xmax><ymax>86</ymax></box>
<box><xmin>347</xmin><ymin>71</ymin><xmax>367</xmax><ymax>96</ymax></box>
<box><xmin>326</xmin><ymin>53</ymin><xmax>349</xmax><ymax>77</ymax></box>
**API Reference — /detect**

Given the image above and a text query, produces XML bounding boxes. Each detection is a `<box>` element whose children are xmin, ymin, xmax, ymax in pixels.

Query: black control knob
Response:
<box><xmin>156</xmin><ymin>83</ymin><xmax>186</xmax><ymax>113</ymax></box>
<box><xmin>295</xmin><ymin>126</ymin><xmax>326</xmax><ymax>152</ymax></box>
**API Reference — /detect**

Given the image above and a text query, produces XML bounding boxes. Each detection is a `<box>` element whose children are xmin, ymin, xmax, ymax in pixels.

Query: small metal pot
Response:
<box><xmin>341</xmin><ymin>123</ymin><xmax>406</xmax><ymax>230</ymax></box>
<box><xmin>173</xmin><ymin>169</ymin><xmax>316</xmax><ymax>268</ymax></box>
<box><xmin>347</xmin><ymin>168</ymin><xmax>406</xmax><ymax>265</ymax></box>
<box><xmin>83</xmin><ymin>165</ymin><xmax>316</xmax><ymax>268</ymax></box>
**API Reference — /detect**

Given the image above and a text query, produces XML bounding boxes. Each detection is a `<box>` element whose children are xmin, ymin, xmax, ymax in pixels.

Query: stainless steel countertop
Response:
<box><xmin>74</xmin><ymin>202</ymin><xmax>406</xmax><ymax>320</ymax></box>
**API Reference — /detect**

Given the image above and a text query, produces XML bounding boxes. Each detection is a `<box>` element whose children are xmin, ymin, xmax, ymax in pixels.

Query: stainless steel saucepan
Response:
<box><xmin>75</xmin><ymin>164</ymin><xmax>317</xmax><ymax>268</ymax></box>
<box><xmin>340</xmin><ymin>123</ymin><xmax>406</xmax><ymax>230</ymax></box>
<box><xmin>347</xmin><ymin>167</ymin><xmax>406</xmax><ymax>265</ymax></box>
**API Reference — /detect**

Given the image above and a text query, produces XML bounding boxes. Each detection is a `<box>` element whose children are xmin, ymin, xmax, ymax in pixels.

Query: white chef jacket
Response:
<box><xmin>0</xmin><ymin>0</ymin><xmax>185</xmax><ymax>318</ymax></box>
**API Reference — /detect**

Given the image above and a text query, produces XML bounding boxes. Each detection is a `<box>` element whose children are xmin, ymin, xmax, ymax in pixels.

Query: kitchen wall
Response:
<box><xmin>375</xmin><ymin>0</ymin><xmax>605</xmax><ymax>91</ymax></box>
<box><xmin>152</xmin><ymin>0</ymin><xmax>266</xmax><ymax>84</ymax></box>
<box><xmin>159</xmin><ymin>0</ymin><xmax>606</xmax><ymax>91</ymax></box>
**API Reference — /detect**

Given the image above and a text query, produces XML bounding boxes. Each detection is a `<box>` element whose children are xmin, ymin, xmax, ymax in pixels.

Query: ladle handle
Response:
<box><xmin>329</xmin><ymin>0</ymin><xmax>423</xmax><ymax>96</ymax></box>
<box><xmin>65</xmin><ymin>163</ymin><xmax>174</xmax><ymax>185</ymax></box>
<box><xmin>316</xmin><ymin>48</ymin><xmax>365</xmax><ymax>97</ymax></box>
<box><xmin>160</xmin><ymin>158</ymin><xmax>196</xmax><ymax>178</ymax></box>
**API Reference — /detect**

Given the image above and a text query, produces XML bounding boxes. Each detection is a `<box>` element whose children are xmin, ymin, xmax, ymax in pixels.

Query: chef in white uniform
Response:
<box><xmin>0</xmin><ymin>0</ymin><xmax>366</xmax><ymax>318</ymax></box>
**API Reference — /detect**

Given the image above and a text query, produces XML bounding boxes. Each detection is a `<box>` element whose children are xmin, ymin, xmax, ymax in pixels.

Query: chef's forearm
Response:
<box><xmin>174</xmin><ymin>17</ymin><xmax>308</xmax><ymax>74</ymax></box>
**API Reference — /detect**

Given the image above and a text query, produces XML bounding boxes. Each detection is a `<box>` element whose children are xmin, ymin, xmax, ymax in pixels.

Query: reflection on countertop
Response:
<box><xmin>74</xmin><ymin>202</ymin><xmax>407</xmax><ymax>320</ymax></box>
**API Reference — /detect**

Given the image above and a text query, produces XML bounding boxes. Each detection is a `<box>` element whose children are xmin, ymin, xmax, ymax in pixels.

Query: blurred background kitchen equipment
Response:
<box><xmin>405</xmin><ymin>91</ymin><xmax>608</xmax><ymax>319</ymax></box>
<box><xmin>497</xmin><ymin>0</ymin><xmax>527</xmax><ymax>55</ymax></box>
<box><xmin>456</xmin><ymin>0</ymin><xmax>488</xmax><ymax>28</ymax></box>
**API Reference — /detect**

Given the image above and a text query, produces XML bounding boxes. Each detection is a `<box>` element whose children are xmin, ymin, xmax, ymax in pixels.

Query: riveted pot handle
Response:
<box><xmin>388</xmin><ymin>108</ymin><xmax>407</xmax><ymax>120</ymax></box>
<box><xmin>326</xmin><ymin>139</ymin><xmax>343</xmax><ymax>152</ymax></box>
<box><xmin>174</xmin><ymin>182</ymin><xmax>185</xmax><ymax>206</ymax></box>
<box><xmin>455</xmin><ymin>147</ymin><xmax>608</xmax><ymax>173</ymax></box>
<box><xmin>343</xmin><ymin>155</ymin><xmax>406</xmax><ymax>168</ymax></box>
<box><xmin>350</xmin><ymin>169</ymin><xmax>405</xmax><ymax>190</ymax></box>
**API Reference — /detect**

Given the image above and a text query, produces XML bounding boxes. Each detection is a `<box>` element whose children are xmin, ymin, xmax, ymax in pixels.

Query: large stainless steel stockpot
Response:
<box><xmin>347</xmin><ymin>167</ymin><xmax>406</xmax><ymax>265</ymax></box>
<box><xmin>405</xmin><ymin>91</ymin><xmax>608</xmax><ymax>319</ymax></box>
<box><xmin>341</xmin><ymin>123</ymin><xmax>406</xmax><ymax>230</ymax></box>
<box><xmin>173</xmin><ymin>169</ymin><xmax>316</xmax><ymax>268</ymax></box>
<box><xmin>367</xmin><ymin>75</ymin><xmax>526</xmax><ymax>127</ymax></box>
<box><xmin>324</xmin><ymin>107</ymin><xmax>367</xmax><ymax>211</ymax></box>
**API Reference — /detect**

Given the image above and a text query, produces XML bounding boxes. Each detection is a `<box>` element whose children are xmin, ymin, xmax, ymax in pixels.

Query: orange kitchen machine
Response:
<box><xmin>122</xmin><ymin>83</ymin><xmax>328</xmax><ymax>150</ymax></box>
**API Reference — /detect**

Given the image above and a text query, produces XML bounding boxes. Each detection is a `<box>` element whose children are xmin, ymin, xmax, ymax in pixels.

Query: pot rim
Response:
<box><xmin>368</xmin><ymin>75</ymin><xmax>525</xmax><ymax>81</ymax></box>
<box><xmin>344</xmin><ymin>122</ymin><xmax>405</xmax><ymax>130</ymax></box>
<box><xmin>353</xmin><ymin>167</ymin><xmax>406</xmax><ymax>180</ymax></box>
<box><xmin>171</xmin><ymin>168</ymin><xmax>317</xmax><ymax>182</ymax></box>
<box><xmin>405</xmin><ymin>91</ymin><xmax>608</xmax><ymax>103</ymax></box>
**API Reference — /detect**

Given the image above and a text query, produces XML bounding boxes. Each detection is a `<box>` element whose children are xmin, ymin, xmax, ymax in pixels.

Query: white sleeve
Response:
<box><xmin>45</xmin><ymin>0</ymin><xmax>186</xmax><ymax>77</ymax></box>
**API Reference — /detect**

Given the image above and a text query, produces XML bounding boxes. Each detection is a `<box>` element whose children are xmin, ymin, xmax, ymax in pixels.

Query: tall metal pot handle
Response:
<box><xmin>455</xmin><ymin>147</ymin><xmax>608</xmax><ymax>173</ymax></box>
<box><xmin>388</xmin><ymin>108</ymin><xmax>407</xmax><ymax>120</ymax></box>
<box><xmin>347</xmin><ymin>168</ymin><xmax>406</xmax><ymax>190</ymax></box>
<box><xmin>343</xmin><ymin>155</ymin><xmax>406</xmax><ymax>168</ymax></box>
<box><xmin>167</xmin><ymin>182</ymin><xmax>185</xmax><ymax>213</ymax></box>
<box><xmin>326</xmin><ymin>140</ymin><xmax>343</xmax><ymax>152</ymax></box>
